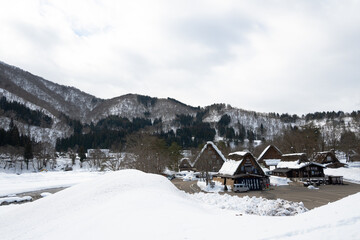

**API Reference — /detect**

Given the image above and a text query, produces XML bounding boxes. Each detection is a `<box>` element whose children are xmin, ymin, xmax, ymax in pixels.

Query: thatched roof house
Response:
<box><xmin>213</xmin><ymin>151</ymin><xmax>269</xmax><ymax>190</ymax></box>
<box><xmin>193</xmin><ymin>141</ymin><xmax>227</xmax><ymax>172</ymax></box>
<box><xmin>312</xmin><ymin>151</ymin><xmax>346</xmax><ymax>168</ymax></box>
<box><xmin>257</xmin><ymin>145</ymin><xmax>283</xmax><ymax>168</ymax></box>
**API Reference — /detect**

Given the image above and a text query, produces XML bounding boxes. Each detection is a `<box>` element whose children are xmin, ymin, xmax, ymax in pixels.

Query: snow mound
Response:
<box><xmin>40</xmin><ymin>192</ymin><xmax>52</xmax><ymax>197</ymax></box>
<box><xmin>190</xmin><ymin>193</ymin><xmax>307</xmax><ymax>216</ymax></box>
<box><xmin>1</xmin><ymin>170</ymin><xmax>360</xmax><ymax>240</ymax></box>
<box><xmin>197</xmin><ymin>180</ymin><xmax>225</xmax><ymax>193</ymax></box>
<box><xmin>0</xmin><ymin>170</ymin><xmax>211</xmax><ymax>240</ymax></box>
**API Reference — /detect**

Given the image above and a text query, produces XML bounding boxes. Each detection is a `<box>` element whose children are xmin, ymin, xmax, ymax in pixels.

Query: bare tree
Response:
<box><xmin>101</xmin><ymin>152</ymin><xmax>125</xmax><ymax>171</ymax></box>
<box><xmin>34</xmin><ymin>142</ymin><xmax>55</xmax><ymax>170</ymax></box>
<box><xmin>125</xmin><ymin>133</ymin><xmax>170</xmax><ymax>174</ymax></box>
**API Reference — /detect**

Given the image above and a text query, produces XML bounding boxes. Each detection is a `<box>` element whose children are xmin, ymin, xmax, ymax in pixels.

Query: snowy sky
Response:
<box><xmin>1</xmin><ymin>0</ymin><xmax>359</xmax><ymax>115</ymax></box>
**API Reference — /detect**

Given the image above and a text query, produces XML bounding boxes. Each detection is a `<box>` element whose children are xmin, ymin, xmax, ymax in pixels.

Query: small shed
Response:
<box><xmin>257</xmin><ymin>145</ymin><xmax>283</xmax><ymax>169</ymax></box>
<box><xmin>326</xmin><ymin>175</ymin><xmax>344</xmax><ymax>185</ymax></box>
<box><xmin>193</xmin><ymin>141</ymin><xmax>227</xmax><ymax>172</ymax></box>
<box><xmin>312</xmin><ymin>151</ymin><xmax>346</xmax><ymax>168</ymax></box>
<box><xmin>87</xmin><ymin>149</ymin><xmax>110</xmax><ymax>159</ymax></box>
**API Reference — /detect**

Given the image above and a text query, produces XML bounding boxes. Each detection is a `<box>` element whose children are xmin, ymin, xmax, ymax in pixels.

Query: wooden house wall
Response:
<box><xmin>258</xmin><ymin>146</ymin><xmax>282</xmax><ymax>163</ymax></box>
<box><xmin>234</xmin><ymin>154</ymin><xmax>265</xmax><ymax>176</ymax></box>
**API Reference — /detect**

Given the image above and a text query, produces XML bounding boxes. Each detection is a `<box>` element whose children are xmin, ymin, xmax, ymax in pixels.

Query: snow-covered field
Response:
<box><xmin>0</xmin><ymin>171</ymin><xmax>104</xmax><ymax>196</ymax></box>
<box><xmin>0</xmin><ymin>170</ymin><xmax>359</xmax><ymax>240</ymax></box>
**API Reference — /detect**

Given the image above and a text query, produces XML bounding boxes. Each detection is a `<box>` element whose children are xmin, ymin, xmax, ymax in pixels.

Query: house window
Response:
<box><xmin>327</xmin><ymin>156</ymin><xmax>332</xmax><ymax>161</ymax></box>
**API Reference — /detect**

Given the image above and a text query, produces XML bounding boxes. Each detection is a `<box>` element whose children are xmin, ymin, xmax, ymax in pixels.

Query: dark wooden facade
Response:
<box><xmin>312</xmin><ymin>151</ymin><xmax>345</xmax><ymax>168</ymax></box>
<box><xmin>193</xmin><ymin>142</ymin><xmax>226</xmax><ymax>172</ymax></box>
<box><xmin>272</xmin><ymin>162</ymin><xmax>325</xmax><ymax>179</ymax></box>
<box><xmin>227</xmin><ymin>152</ymin><xmax>265</xmax><ymax>175</ymax></box>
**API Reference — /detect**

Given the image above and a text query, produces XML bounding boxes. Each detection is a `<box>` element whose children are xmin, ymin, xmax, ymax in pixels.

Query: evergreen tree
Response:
<box><xmin>78</xmin><ymin>146</ymin><xmax>86</xmax><ymax>167</ymax></box>
<box><xmin>24</xmin><ymin>141</ymin><xmax>33</xmax><ymax>170</ymax></box>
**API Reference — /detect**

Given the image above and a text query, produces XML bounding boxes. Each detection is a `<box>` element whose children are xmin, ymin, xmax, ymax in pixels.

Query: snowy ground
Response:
<box><xmin>0</xmin><ymin>171</ymin><xmax>105</xmax><ymax>196</ymax></box>
<box><xmin>0</xmin><ymin>170</ymin><xmax>359</xmax><ymax>240</ymax></box>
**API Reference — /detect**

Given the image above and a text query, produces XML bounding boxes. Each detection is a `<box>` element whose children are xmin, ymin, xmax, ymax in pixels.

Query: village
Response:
<box><xmin>168</xmin><ymin>141</ymin><xmax>360</xmax><ymax>209</ymax></box>
<box><xmin>177</xmin><ymin>142</ymin><xmax>345</xmax><ymax>189</ymax></box>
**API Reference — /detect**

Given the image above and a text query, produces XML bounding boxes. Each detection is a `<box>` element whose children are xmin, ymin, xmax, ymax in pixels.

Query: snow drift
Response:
<box><xmin>0</xmin><ymin>170</ymin><xmax>359</xmax><ymax>240</ymax></box>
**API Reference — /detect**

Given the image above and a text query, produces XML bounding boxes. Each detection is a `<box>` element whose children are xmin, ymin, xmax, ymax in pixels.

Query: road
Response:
<box><xmin>171</xmin><ymin>179</ymin><xmax>201</xmax><ymax>193</ymax></box>
<box><xmin>171</xmin><ymin>179</ymin><xmax>360</xmax><ymax>209</ymax></box>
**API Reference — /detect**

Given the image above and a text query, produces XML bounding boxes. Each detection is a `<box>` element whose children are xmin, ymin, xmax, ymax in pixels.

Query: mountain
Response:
<box><xmin>0</xmin><ymin>61</ymin><xmax>359</xmax><ymax>147</ymax></box>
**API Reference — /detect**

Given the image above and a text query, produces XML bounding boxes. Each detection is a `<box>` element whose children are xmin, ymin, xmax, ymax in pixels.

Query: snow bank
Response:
<box><xmin>197</xmin><ymin>180</ymin><xmax>224</xmax><ymax>193</ymax></box>
<box><xmin>0</xmin><ymin>196</ymin><xmax>32</xmax><ymax>205</ymax></box>
<box><xmin>190</xmin><ymin>193</ymin><xmax>307</xmax><ymax>216</ymax></box>
<box><xmin>0</xmin><ymin>170</ymin><xmax>359</xmax><ymax>240</ymax></box>
<box><xmin>0</xmin><ymin>171</ymin><xmax>104</xmax><ymax>196</ymax></box>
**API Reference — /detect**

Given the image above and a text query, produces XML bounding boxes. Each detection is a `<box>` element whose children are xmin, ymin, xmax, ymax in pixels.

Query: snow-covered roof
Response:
<box><xmin>179</xmin><ymin>158</ymin><xmax>191</xmax><ymax>164</ymax></box>
<box><xmin>228</xmin><ymin>151</ymin><xmax>248</xmax><ymax>157</ymax></box>
<box><xmin>264</xmin><ymin>159</ymin><xmax>281</xmax><ymax>166</ymax></box>
<box><xmin>218</xmin><ymin>160</ymin><xmax>242</xmax><ymax>175</ymax></box>
<box><xmin>282</xmin><ymin>153</ymin><xmax>305</xmax><ymax>157</ymax></box>
<box><xmin>193</xmin><ymin>141</ymin><xmax>227</xmax><ymax>166</ymax></box>
<box><xmin>258</xmin><ymin>145</ymin><xmax>282</xmax><ymax>160</ymax></box>
<box><xmin>277</xmin><ymin>160</ymin><xmax>307</xmax><ymax>169</ymax></box>
<box><xmin>277</xmin><ymin>161</ymin><xmax>325</xmax><ymax>169</ymax></box>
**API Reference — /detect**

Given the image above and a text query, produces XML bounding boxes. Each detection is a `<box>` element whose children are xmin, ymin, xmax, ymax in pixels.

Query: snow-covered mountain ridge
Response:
<box><xmin>0</xmin><ymin>61</ymin><xmax>359</xmax><ymax>144</ymax></box>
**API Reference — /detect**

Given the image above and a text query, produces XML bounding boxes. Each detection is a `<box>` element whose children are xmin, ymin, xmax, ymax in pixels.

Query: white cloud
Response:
<box><xmin>0</xmin><ymin>0</ymin><xmax>359</xmax><ymax>114</ymax></box>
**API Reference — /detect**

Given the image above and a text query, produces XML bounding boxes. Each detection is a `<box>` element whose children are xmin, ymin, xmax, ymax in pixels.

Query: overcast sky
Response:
<box><xmin>1</xmin><ymin>0</ymin><xmax>359</xmax><ymax>115</ymax></box>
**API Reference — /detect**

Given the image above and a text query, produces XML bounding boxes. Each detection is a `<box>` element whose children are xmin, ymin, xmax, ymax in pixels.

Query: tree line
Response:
<box><xmin>0</xmin><ymin>96</ymin><xmax>52</xmax><ymax>127</ymax></box>
<box><xmin>55</xmin><ymin>116</ymin><xmax>155</xmax><ymax>152</ymax></box>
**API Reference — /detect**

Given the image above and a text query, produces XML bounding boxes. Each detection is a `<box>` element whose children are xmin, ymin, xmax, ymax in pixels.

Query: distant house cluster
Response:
<box><xmin>179</xmin><ymin>142</ymin><xmax>346</xmax><ymax>191</ymax></box>
<box><xmin>179</xmin><ymin>141</ymin><xmax>269</xmax><ymax>191</ymax></box>
<box><xmin>255</xmin><ymin>145</ymin><xmax>345</xmax><ymax>184</ymax></box>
